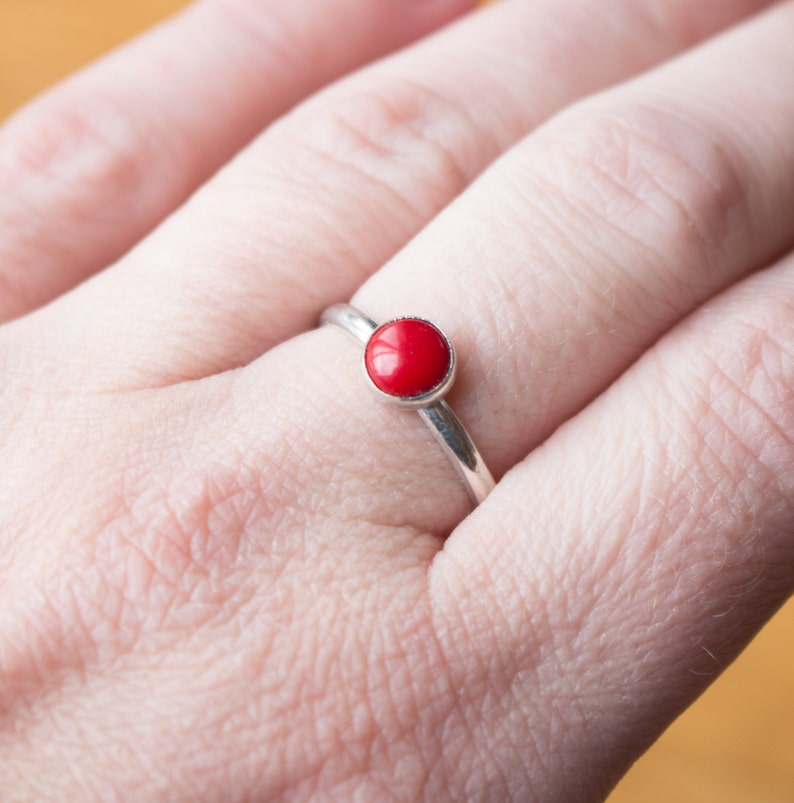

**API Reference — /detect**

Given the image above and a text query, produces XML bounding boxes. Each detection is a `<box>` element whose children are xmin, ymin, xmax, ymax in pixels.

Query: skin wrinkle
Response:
<box><xmin>535</xmin><ymin>99</ymin><xmax>753</xmax><ymax>283</ymax></box>
<box><xmin>0</xmin><ymin>592</ymin><xmax>77</xmax><ymax>719</ymax></box>
<box><xmin>0</xmin><ymin>89</ymin><xmax>185</xmax><ymax>314</ymax></box>
<box><xmin>254</xmin><ymin>580</ymin><xmax>430</xmax><ymax>797</ymax></box>
<box><xmin>64</xmin><ymin>592</ymin><xmax>284</xmax><ymax>796</ymax></box>
<box><xmin>260</xmin><ymin>80</ymin><xmax>483</xmax><ymax>297</ymax></box>
<box><xmin>249</xmin><ymin>132</ymin><xmax>412</xmax><ymax>239</ymax></box>
<box><xmin>1</xmin><ymin>454</ymin><xmax>150</xmax><ymax>718</ymax></box>
<box><xmin>433</xmin><ymin>184</ymin><xmax>599</xmax><ymax>424</ymax></box>
<box><xmin>318</xmin><ymin>595</ymin><xmax>435</xmax><ymax>801</ymax></box>
<box><xmin>307</xmin><ymin>79</ymin><xmax>475</xmax><ymax>192</ymax></box>
<box><xmin>575</xmin><ymin>374</ymin><xmax>761</xmax><ymax>646</ymax></box>
<box><xmin>646</xmin><ymin>98</ymin><xmax>764</xmax><ymax>264</ymax></box>
<box><xmin>422</xmin><ymin>566</ymin><xmax>487</xmax><ymax>797</ymax></box>
<box><xmin>698</xmin><ymin>317</ymin><xmax>794</xmax><ymax>495</ymax></box>
<box><xmin>440</xmin><ymin>168</ymin><xmax>632</xmax><ymax>434</ymax></box>
<box><xmin>418</xmin><ymin>575</ymin><xmax>483</xmax><ymax>800</ymax></box>
<box><xmin>428</xmin><ymin>533</ymin><xmax>564</xmax><ymax>799</ymax></box>
<box><xmin>519</xmin><ymin>164</ymin><xmax>681</xmax><ymax>331</ymax></box>
<box><xmin>0</xmin><ymin>88</ymin><xmax>152</xmax><ymax>186</ymax></box>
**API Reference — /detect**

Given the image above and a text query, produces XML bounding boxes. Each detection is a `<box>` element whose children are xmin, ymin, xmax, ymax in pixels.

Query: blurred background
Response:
<box><xmin>1</xmin><ymin>1</ymin><xmax>792</xmax><ymax>800</ymax></box>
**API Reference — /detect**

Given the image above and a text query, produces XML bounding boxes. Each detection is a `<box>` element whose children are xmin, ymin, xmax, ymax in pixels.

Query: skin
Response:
<box><xmin>1</xmin><ymin>0</ymin><xmax>793</xmax><ymax>799</ymax></box>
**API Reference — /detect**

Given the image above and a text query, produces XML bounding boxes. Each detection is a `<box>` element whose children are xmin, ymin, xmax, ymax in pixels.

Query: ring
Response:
<box><xmin>321</xmin><ymin>304</ymin><xmax>495</xmax><ymax>506</ymax></box>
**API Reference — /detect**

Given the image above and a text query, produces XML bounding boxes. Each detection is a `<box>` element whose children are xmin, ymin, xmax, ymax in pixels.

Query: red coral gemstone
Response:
<box><xmin>365</xmin><ymin>318</ymin><xmax>452</xmax><ymax>399</ymax></box>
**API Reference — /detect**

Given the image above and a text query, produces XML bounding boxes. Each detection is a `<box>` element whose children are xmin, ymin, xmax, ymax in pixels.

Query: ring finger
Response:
<box><xmin>231</xmin><ymin>0</ymin><xmax>794</xmax><ymax>530</ymax></box>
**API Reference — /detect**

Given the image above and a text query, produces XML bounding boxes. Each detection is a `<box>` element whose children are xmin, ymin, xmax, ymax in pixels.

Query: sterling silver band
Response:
<box><xmin>321</xmin><ymin>303</ymin><xmax>495</xmax><ymax>506</ymax></box>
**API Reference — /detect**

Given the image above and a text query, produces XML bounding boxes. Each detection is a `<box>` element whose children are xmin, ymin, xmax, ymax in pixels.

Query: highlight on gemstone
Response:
<box><xmin>364</xmin><ymin>318</ymin><xmax>452</xmax><ymax>399</ymax></box>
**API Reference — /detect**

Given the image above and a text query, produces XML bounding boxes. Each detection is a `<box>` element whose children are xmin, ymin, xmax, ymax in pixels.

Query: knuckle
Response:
<box><xmin>537</xmin><ymin>101</ymin><xmax>752</xmax><ymax>277</ymax></box>
<box><xmin>0</xmin><ymin>87</ymin><xmax>162</xmax><ymax>208</ymax></box>
<box><xmin>280</xmin><ymin>76</ymin><xmax>483</xmax><ymax>216</ymax></box>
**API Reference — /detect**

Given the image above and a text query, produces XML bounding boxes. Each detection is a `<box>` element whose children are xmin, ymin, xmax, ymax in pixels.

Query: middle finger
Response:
<box><xmin>9</xmin><ymin>0</ymin><xmax>772</xmax><ymax>389</ymax></box>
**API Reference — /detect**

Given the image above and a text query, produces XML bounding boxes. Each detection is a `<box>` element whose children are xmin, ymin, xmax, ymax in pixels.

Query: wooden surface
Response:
<box><xmin>1</xmin><ymin>2</ymin><xmax>792</xmax><ymax>800</ymax></box>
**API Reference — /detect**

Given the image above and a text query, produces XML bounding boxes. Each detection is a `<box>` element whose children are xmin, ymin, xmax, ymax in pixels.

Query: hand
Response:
<box><xmin>1</xmin><ymin>0</ymin><xmax>793</xmax><ymax>799</ymax></box>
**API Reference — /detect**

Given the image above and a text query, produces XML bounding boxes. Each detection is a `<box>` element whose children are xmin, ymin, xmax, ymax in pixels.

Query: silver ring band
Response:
<box><xmin>321</xmin><ymin>303</ymin><xmax>495</xmax><ymax>506</ymax></box>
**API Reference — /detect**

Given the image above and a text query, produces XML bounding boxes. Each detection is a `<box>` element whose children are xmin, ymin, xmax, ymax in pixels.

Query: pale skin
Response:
<box><xmin>1</xmin><ymin>0</ymin><xmax>793</xmax><ymax>799</ymax></box>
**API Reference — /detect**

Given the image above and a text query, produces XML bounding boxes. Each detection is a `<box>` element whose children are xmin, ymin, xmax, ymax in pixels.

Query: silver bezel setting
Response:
<box><xmin>362</xmin><ymin>316</ymin><xmax>457</xmax><ymax>410</ymax></box>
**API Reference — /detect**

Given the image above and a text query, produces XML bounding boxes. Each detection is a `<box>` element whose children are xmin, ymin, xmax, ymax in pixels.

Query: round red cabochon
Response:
<box><xmin>364</xmin><ymin>318</ymin><xmax>452</xmax><ymax>399</ymax></box>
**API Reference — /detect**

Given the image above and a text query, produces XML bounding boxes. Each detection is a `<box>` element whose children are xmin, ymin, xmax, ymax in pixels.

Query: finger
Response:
<box><xmin>213</xmin><ymin>0</ymin><xmax>794</xmax><ymax>533</ymax></box>
<box><xmin>339</xmin><ymin>0</ymin><xmax>794</xmax><ymax>498</ymax></box>
<box><xmin>430</xmin><ymin>251</ymin><xmax>794</xmax><ymax>800</ymax></box>
<box><xmin>16</xmin><ymin>0</ymin><xmax>776</xmax><ymax>388</ymax></box>
<box><xmin>0</xmin><ymin>0</ymin><xmax>477</xmax><ymax>321</ymax></box>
